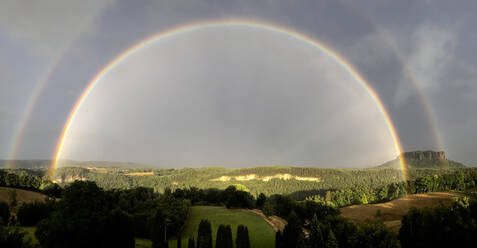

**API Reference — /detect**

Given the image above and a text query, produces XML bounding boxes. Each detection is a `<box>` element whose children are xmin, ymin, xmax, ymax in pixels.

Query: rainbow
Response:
<box><xmin>50</xmin><ymin>20</ymin><xmax>407</xmax><ymax>179</ymax></box>
<box><xmin>7</xmin><ymin>3</ymin><xmax>115</xmax><ymax>168</ymax></box>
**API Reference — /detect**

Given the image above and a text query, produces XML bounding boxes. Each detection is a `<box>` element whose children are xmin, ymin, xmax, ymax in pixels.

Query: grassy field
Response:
<box><xmin>177</xmin><ymin>206</ymin><xmax>275</xmax><ymax>248</ymax></box>
<box><xmin>340</xmin><ymin>192</ymin><xmax>464</xmax><ymax>232</ymax></box>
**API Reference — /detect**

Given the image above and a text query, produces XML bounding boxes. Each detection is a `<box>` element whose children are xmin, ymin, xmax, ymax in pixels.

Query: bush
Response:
<box><xmin>17</xmin><ymin>199</ymin><xmax>55</xmax><ymax>226</ymax></box>
<box><xmin>0</xmin><ymin>225</ymin><xmax>33</xmax><ymax>248</ymax></box>
<box><xmin>0</xmin><ymin>202</ymin><xmax>10</xmax><ymax>225</ymax></box>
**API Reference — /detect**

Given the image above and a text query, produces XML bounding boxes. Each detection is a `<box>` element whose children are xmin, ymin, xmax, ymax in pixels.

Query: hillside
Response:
<box><xmin>0</xmin><ymin>159</ymin><xmax>149</xmax><ymax>169</ymax></box>
<box><xmin>340</xmin><ymin>191</ymin><xmax>464</xmax><ymax>232</ymax></box>
<box><xmin>53</xmin><ymin>165</ymin><xmax>406</xmax><ymax>199</ymax></box>
<box><xmin>0</xmin><ymin>186</ymin><xmax>50</xmax><ymax>213</ymax></box>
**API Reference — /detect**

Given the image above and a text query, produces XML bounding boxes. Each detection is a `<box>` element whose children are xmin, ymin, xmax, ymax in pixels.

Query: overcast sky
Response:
<box><xmin>1</xmin><ymin>0</ymin><xmax>476</xmax><ymax>167</ymax></box>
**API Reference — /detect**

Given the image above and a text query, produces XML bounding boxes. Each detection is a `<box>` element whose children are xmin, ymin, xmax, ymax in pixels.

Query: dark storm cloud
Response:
<box><xmin>1</xmin><ymin>0</ymin><xmax>476</xmax><ymax>166</ymax></box>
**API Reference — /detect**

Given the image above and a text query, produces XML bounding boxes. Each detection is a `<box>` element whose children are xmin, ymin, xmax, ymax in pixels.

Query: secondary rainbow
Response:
<box><xmin>50</xmin><ymin>20</ymin><xmax>407</xmax><ymax>179</ymax></box>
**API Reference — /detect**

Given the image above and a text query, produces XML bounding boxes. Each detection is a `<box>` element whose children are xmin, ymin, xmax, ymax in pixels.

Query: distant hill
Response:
<box><xmin>0</xmin><ymin>159</ymin><xmax>150</xmax><ymax>169</ymax></box>
<box><xmin>0</xmin><ymin>160</ymin><xmax>52</xmax><ymax>169</ymax></box>
<box><xmin>377</xmin><ymin>151</ymin><xmax>467</xmax><ymax>170</ymax></box>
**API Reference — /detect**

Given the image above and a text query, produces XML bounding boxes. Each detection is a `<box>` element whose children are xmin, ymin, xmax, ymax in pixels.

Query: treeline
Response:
<box><xmin>0</xmin><ymin>169</ymin><xmax>61</xmax><ymax>197</ymax></box>
<box><xmin>400</xmin><ymin>198</ymin><xmax>477</xmax><ymax>247</ymax></box>
<box><xmin>304</xmin><ymin>169</ymin><xmax>477</xmax><ymax>207</ymax></box>
<box><xmin>53</xmin><ymin>165</ymin><xmax>474</xmax><ymax>203</ymax></box>
<box><xmin>276</xmin><ymin>211</ymin><xmax>399</xmax><ymax>248</ymax></box>
<box><xmin>53</xmin><ymin>166</ymin><xmax>408</xmax><ymax>197</ymax></box>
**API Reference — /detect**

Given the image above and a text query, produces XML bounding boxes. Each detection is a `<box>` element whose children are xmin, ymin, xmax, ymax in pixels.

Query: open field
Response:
<box><xmin>340</xmin><ymin>192</ymin><xmax>464</xmax><ymax>232</ymax></box>
<box><xmin>179</xmin><ymin>206</ymin><xmax>275</xmax><ymax>248</ymax></box>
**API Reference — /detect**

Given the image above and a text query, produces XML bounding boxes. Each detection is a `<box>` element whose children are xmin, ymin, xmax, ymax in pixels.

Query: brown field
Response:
<box><xmin>0</xmin><ymin>187</ymin><xmax>49</xmax><ymax>213</ymax></box>
<box><xmin>340</xmin><ymin>192</ymin><xmax>464</xmax><ymax>232</ymax></box>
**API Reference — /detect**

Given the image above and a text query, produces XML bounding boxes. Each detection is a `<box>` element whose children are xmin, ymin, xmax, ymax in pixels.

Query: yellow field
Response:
<box><xmin>340</xmin><ymin>192</ymin><xmax>463</xmax><ymax>232</ymax></box>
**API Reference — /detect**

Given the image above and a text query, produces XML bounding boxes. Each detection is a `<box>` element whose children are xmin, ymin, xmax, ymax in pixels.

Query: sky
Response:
<box><xmin>0</xmin><ymin>0</ymin><xmax>476</xmax><ymax>168</ymax></box>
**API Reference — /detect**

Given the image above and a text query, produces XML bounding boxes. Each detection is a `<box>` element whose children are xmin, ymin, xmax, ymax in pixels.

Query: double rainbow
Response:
<box><xmin>50</xmin><ymin>20</ymin><xmax>407</xmax><ymax>179</ymax></box>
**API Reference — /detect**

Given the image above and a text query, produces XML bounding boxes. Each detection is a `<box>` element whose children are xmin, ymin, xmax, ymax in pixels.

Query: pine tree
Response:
<box><xmin>325</xmin><ymin>231</ymin><xmax>338</xmax><ymax>248</ymax></box>
<box><xmin>275</xmin><ymin>231</ymin><xmax>282</xmax><ymax>248</ymax></box>
<box><xmin>216</xmin><ymin>225</ymin><xmax>226</xmax><ymax>248</ymax></box>
<box><xmin>152</xmin><ymin>209</ymin><xmax>168</xmax><ymax>248</ymax></box>
<box><xmin>282</xmin><ymin>211</ymin><xmax>301</xmax><ymax>248</ymax></box>
<box><xmin>236</xmin><ymin>225</ymin><xmax>250</xmax><ymax>248</ymax></box>
<box><xmin>187</xmin><ymin>237</ymin><xmax>195</xmax><ymax>248</ymax></box>
<box><xmin>197</xmin><ymin>220</ymin><xmax>212</xmax><ymax>248</ymax></box>
<box><xmin>224</xmin><ymin>225</ymin><xmax>233</xmax><ymax>248</ymax></box>
<box><xmin>296</xmin><ymin>232</ymin><xmax>306</xmax><ymax>248</ymax></box>
<box><xmin>310</xmin><ymin>214</ymin><xmax>324</xmax><ymax>248</ymax></box>
<box><xmin>177</xmin><ymin>233</ymin><xmax>181</xmax><ymax>248</ymax></box>
<box><xmin>361</xmin><ymin>193</ymin><xmax>368</xmax><ymax>205</ymax></box>
<box><xmin>236</xmin><ymin>225</ymin><xmax>244</xmax><ymax>248</ymax></box>
<box><xmin>243</xmin><ymin>227</ymin><xmax>250</xmax><ymax>248</ymax></box>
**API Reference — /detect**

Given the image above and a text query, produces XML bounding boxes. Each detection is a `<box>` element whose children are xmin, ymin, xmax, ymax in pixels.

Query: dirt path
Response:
<box><xmin>246</xmin><ymin>209</ymin><xmax>287</xmax><ymax>232</ymax></box>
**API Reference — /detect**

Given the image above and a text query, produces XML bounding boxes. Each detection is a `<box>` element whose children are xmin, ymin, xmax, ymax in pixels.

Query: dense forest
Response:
<box><xmin>53</xmin><ymin>165</ymin><xmax>476</xmax><ymax>207</ymax></box>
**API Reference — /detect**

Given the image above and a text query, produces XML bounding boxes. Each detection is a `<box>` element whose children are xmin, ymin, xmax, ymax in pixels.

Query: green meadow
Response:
<box><xmin>175</xmin><ymin>206</ymin><xmax>275</xmax><ymax>248</ymax></box>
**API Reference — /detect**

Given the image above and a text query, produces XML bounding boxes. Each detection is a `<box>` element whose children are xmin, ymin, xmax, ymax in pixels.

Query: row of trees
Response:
<box><xmin>178</xmin><ymin>220</ymin><xmax>250</xmax><ymax>248</ymax></box>
<box><xmin>275</xmin><ymin>210</ymin><xmax>399</xmax><ymax>248</ymax></box>
<box><xmin>31</xmin><ymin>181</ymin><xmax>189</xmax><ymax>248</ymax></box>
<box><xmin>305</xmin><ymin>169</ymin><xmax>477</xmax><ymax>207</ymax></box>
<box><xmin>0</xmin><ymin>170</ymin><xmax>61</xmax><ymax>197</ymax></box>
<box><xmin>399</xmin><ymin>198</ymin><xmax>477</xmax><ymax>248</ymax></box>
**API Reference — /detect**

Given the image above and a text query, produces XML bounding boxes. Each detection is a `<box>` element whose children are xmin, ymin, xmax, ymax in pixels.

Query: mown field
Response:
<box><xmin>340</xmin><ymin>191</ymin><xmax>464</xmax><ymax>232</ymax></box>
<box><xmin>178</xmin><ymin>206</ymin><xmax>275</xmax><ymax>248</ymax></box>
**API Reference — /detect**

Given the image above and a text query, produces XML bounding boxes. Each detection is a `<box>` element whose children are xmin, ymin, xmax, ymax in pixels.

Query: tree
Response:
<box><xmin>187</xmin><ymin>237</ymin><xmax>195</xmax><ymax>248</ymax></box>
<box><xmin>356</xmin><ymin>223</ymin><xmax>398</xmax><ymax>248</ymax></box>
<box><xmin>0</xmin><ymin>225</ymin><xmax>33</xmax><ymax>248</ymax></box>
<box><xmin>263</xmin><ymin>201</ymin><xmax>275</xmax><ymax>217</ymax></box>
<box><xmin>17</xmin><ymin>200</ymin><xmax>54</xmax><ymax>226</ymax></box>
<box><xmin>309</xmin><ymin>214</ymin><xmax>324</xmax><ymax>248</ymax></box>
<box><xmin>296</xmin><ymin>232</ymin><xmax>306</xmax><ymax>248</ymax></box>
<box><xmin>9</xmin><ymin>190</ymin><xmax>17</xmax><ymax>208</ymax></box>
<box><xmin>177</xmin><ymin>233</ymin><xmax>181</xmax><ymax>248</ymax></box>
<box><xmin>152</xmin><ymin>209</ymin><xmax>168</xmax><ymax>248</ymax></box>
<box><xmin>104</xmin><ymin>208</ymin><xmax>135</xmax><ymax>248</ymax></box>
<box><xmin>35</xmin><ymin>181</ymin><xmax>121</xmax><ymax>248</ymax></box>
<box><xmin>282</xmin><ymin>211</ymin><xmax>301</xmax><ymax>248</ymax></box>
<box><xmin>275</xmin><ymin>231</ymin><xmax>283</xmax><ymax>248</ymax></box>
<box><xmin>361</xmin><ymin>193</ymin><xmax>368</xmax><ymax>205</ymax></box>
<box><xmin>236</xmin><ymin>225</ymin><xmax>250</xmax><ymax>248</ymax></box>
<box><xmin>0</xmin><ymin>202</ymin><xmax>9</xmax><ymax>225</ymax></box>
<box><xmin>256</xmin><ymin>193</ymin><xmax>267</xmax><ymax>209</ymax></box>
<box><xmin>325</xmin><ymin>231</ymin><xmax>338</xmax><ymax>248</ymax></box>
<box><xmin>215</xmin><ymin>225</ymin><xmax>233</xmax><ymax>248</ymax></box>
<box><xmin>197</xmin><ymin>220</ymin><xmax>212</xmax><ymax>248</ymax></box>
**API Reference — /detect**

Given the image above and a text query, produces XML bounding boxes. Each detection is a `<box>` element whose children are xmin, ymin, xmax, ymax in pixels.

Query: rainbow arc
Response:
<box><xmin>50</xmin><ymin>20</ymin><xmax>407</xmax><ymax>180</ymax></box>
